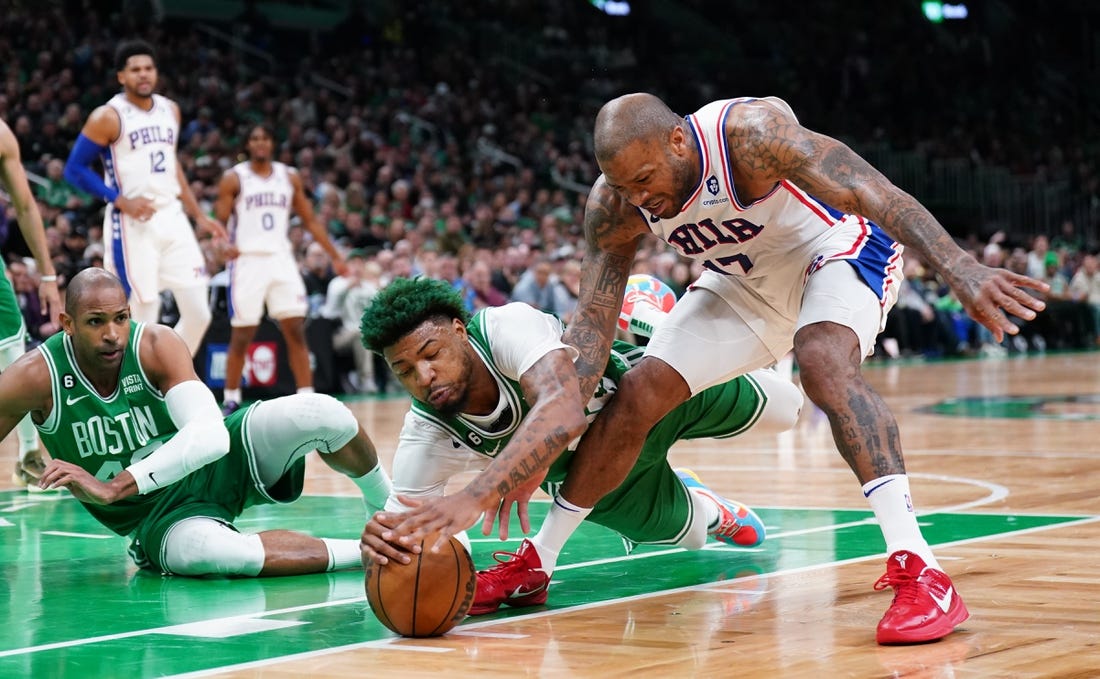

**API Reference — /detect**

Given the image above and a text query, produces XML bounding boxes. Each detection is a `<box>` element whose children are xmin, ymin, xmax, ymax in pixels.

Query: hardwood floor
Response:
<box><xmin>3</xmin><ymin>351</ymin><xmax>1098</xmax><ymax>677</ymax></box>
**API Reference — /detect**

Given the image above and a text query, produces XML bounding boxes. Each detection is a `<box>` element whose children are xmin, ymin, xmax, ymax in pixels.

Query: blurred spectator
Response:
<box><xmin>510</xmin><ymin>256</ymin><xmax>563</xmax><ymax>315</ymax></box>
<box><xmin>34</xmin><ymin>158</ymin><xmax>88</xmax><ymax>219</ymax></box>
<box><xmin>323</xmin><ymin>249</ymin><xmax>381</xmax><ymax>393</ymax></box>
<box><xmin>464</xmin><ymin>259</ymin><xmax>508</xmax><ymax>310</ymax></box>
<box><xmin>553</xmin><ymin>258</ymin><xmax>582</xmax><ymax>324</ymax></box>
<box><xmin>1069</xmin><ymin>253</ymin><xmax>1100</xmax><ymax>343</ymax></box>
<box><xmin>9</xmin><ymin>258</ymin><xmax>60</xmax><ymax>346</ymax></box>
<box><xmin>301</xmin><ymin>241</ymin><xmax>335</xmax><ymax>319</ymax></box>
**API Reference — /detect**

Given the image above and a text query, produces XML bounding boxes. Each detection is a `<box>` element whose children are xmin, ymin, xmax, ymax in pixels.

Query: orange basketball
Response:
<box><xmin>365</xmin><ymin>532</ymin><xmax>477</xmax><ymax>637</ymax></box>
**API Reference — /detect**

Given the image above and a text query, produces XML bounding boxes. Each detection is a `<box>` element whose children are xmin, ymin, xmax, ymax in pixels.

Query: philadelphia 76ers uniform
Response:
<box><xmin>642</xmin><ymin>96</ymin><xmax>904</xmax><ymax>394</ymax></box>
<box><xmin>386</xmin><ymin>302</ymin><xmax>798</xmax><ymax>546</ymax></box>
<box><xmin>224</xmin><ymin>161</ymin><xmax>307</xmax><ymax>327</ymax></box>
<box><xmin>102</xmin><ymin>93</ymin><xmax>207</xmax><ymax>305</ymax></box>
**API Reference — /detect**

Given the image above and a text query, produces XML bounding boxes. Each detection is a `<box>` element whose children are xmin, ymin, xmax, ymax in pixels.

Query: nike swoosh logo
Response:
<box><xmin>863</xmin><ymin>478</ymin><xmax>896</xmax><ymax>498</ymax></box>
<box><xmin>507</xmin><ymin>582</ymin><xmax>547</xmax><ymax>599</ymax></box>
<box><xmin>930</xmin><ymin>586</ymin><xmax>954</xmax><ymax>614</ymax></box>
<box><xmin>66</xmin><ymin>394</ymin><xmax>89</xmax><ymax>406</ymax></box>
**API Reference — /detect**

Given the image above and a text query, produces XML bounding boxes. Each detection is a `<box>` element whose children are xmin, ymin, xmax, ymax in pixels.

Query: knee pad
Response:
<box><xmin>253</xmin><ymin>393</ymin><xmax>358</xmax><ymax>454</ymax></box>
<box><xmin>752</xmin><ymin>369</ymin><xmax>804</xmax><ymax>431</ymax></box>
<box><xmin>161</xmin><ymin>517</ymin><xmax>265</xmax><ymax>576</ymax></box>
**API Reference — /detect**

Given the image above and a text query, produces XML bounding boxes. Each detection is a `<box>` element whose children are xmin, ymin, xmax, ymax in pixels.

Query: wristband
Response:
<box><xmin>40</xmin><ymin>275</ymin><xmax>58</xmax><ymax>282</ymax></box>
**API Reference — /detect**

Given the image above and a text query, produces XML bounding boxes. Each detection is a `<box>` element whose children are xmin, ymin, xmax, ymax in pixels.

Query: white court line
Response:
<box><xmin>3</xmin><ymin>480</ymin><xmax>1090</xmax><ymax>666</ymax></box>
<box><xmin>40</xmin><ymin>531</ymin><xmax>114</xmax><ymax>539</ymax></box>
<box><xmin>161</xmin><ymin>515</ymin><xmax>1100</xmax><ymax>679</ymax></box>
<box><xmin>0</xmin><ymin>597</ymin><xmax>365</xmax><ymax>659</ymax></box>
<box><xmin>448</xmin><ymin>630</ymin><xmax>529</xmax><ymax>639</ymax></box>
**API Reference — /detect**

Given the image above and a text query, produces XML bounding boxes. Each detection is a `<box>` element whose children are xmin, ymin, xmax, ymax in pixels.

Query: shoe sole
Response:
<box><xmin>675</xmin><ymin>468</ymin><xmax>767</xmax><ymax>547</ymax></box>
<box><xmin>468</xmin><ymin>591</ymin><xmax>549</xmax><ymax>616</ymax></box>
<box><xmin>877</xmin><ymin>598</ymin><xmax>970</xmax><ymax>645</ymax></box>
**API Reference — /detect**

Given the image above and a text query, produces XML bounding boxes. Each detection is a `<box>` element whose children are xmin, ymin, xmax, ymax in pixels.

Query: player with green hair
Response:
<box><xmin>360</xmin><ymin>276</ymin><xmax>802</xmax><ymax>615</ymax></box>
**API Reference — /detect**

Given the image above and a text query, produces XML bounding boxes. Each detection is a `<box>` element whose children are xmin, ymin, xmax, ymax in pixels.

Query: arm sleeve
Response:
<box><xmin>125</xmin><ymin>380</ymin><xmax>231</xmax><ymax>494</ymax></box>
<box><xmin>63</xmin><ymin>134</ymin><xmax>119</xmax><ymax>203</ymax></box>
<box><xmin>384</xmin><ymin>411</ymin><xmax>487</xmax><ymax>512</ymax></box>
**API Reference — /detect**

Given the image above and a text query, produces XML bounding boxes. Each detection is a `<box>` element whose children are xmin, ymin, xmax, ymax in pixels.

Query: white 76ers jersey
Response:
<box><xmin>643</xmin><ymin>97</ymin><xmax>903</xmax><ymax>319</ymax></box>
<box><xmin>229</xmin><ymin>161</ymin><xmax>294</xmax><ymax>255</ymax></box>
<box><xmin>105</xmin><ymin>93</ymin><xmax>180</xmax><ymax>208</ymax></box>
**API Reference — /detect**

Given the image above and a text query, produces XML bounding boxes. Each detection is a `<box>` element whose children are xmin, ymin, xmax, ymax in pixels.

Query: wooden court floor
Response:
<box><xmin>2</xmin><ymin>351</ymin><xmax>1099</xmax><ymax>678</ymax></box>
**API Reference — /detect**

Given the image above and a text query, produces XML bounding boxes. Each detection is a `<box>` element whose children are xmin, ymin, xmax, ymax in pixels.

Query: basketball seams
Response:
<box><xmin>366</xmin><ymin>533</ymin><xmax>476</xmax><ymax>638</ymax></box>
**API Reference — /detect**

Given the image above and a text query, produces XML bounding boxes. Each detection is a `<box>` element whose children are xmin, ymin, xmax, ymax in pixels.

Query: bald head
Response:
<box><xmin>65</xmin><ymin>267</ymin><xmax>126</xmax><ymax>316</ymax></box>
<box><xmin>594</xmin><ymin>93</ymin><xmax>682</xmax><ymax>166</ymax></box>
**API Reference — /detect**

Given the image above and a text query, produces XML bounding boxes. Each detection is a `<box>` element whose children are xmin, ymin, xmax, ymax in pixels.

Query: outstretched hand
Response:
<box><xmin>374</xmin><ymin>492</ymin><xmax>490</xmax><ymax>556</ymax></box>
<box><xmin>483</xmin><ymin>469</ymin><xmax>546</xmax><ymax>540</ymax></box>
<box><xmin>38</xmin><ymin>459</ymin><xmax>119</xmax><ymax>504</ymax></box>
<box><xmin>949</xmin><ymin>259</ymin><xmax>1049</xmax><ymax>343</ymax></box>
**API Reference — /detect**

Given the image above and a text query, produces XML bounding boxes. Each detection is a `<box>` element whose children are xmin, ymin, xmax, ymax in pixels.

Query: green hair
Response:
<box><xmin>359</xmin><ymin>277</ymin><xmax>471</xmax><ymax>354</ymax></box>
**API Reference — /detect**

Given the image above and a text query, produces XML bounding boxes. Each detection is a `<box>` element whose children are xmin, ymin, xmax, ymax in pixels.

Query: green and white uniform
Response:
<box><xmin>34</xmin><ymin>322</ymin><xmax>305</xmax><ymax>571</ymax></box>
<box><xmin>387</xmin><ymin>303</ymin><xmax>772</xmax><ymax>546</ymax></box>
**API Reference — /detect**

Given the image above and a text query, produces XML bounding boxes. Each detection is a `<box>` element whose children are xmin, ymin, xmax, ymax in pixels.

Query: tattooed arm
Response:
<box><xmin>561</xmin><ymin>177</ymin><xmax>647</xmax><ymax>399</ymax></box>
<box><xmin>728</xmin><ymin>99</ymin><xmax>1047</xmax><ymax>342</ymax></box>
<box><xmin>370</xmin><ymin>348</ymin><xmax>589</xmax><ymax>557</ymax></box>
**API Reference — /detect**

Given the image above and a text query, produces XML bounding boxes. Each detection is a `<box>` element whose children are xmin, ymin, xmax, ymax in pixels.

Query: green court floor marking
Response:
<box><xmin>919</xmin><ymin>394</ymin><xmax>1100</xmax><ymax>420</ymax></box>
<box><xmin>0</xmin><ymin>494</ymin><xmax>1085</xmax><ymax>677</ymax></box>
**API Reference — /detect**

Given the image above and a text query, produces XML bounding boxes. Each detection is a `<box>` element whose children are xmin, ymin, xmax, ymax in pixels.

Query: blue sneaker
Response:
<box><xmin>221</xmin><ymin>400</ymin><xmax>241</xmax><ymax>417</ymax></box>
<box><xmin>676</xmin><ymin>468</ymin><xmax>766</xmax><ymax>547</ymax></box>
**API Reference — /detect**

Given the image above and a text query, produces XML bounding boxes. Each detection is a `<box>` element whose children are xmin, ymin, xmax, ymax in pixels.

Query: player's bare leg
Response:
<box><xmin>222</xmin><ymin>324</ymin><xmax>258</xmax><ymax>414</ymax></box>
<box><xmin>278</xmin><ymin>316</ymin><xmax>313</xmax><ymax>392</ymax></box>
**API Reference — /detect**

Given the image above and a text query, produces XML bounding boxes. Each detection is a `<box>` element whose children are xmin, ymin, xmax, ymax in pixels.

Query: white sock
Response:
<box><xmin>530</xmin><ymin>495</ymin><xmax>592</xmax><ymax>574</ymax></box>
<box><xmin>222</xmin><ymin>388</ymin><xmax>242</xmax><ymax>404</ymax></box>
<box><xmin>689</xmin><ymin>488</ymin><xmax>721</xmax><ymax>530</ymax></box>
<box><xmin>321</xmin><ymin>538</ymin><xmax>363</xmax><ymax>571</ymax></box>
<box><xmin>674</xmin><ymin>489</ymin><xmax>713</xmax><ymax>550</ymax></box>
<box><xmin>862</xmin><ymin>474</ymin><xmax>941</xmax><ymax>570</ymax></box>
<box><xmin>296</xmin><ymin>386</ymin><xmax>315</xmax><ymax>394</ymax></box>
<box><xmin>352</xmin><ymin>464</ymin><xmax>393</xmax><ymax>515</ymax></box>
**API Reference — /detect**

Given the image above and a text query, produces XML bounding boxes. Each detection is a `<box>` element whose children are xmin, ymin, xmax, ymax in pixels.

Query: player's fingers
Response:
<box><xmin>362</xmin><ymin>535</ymin><xmax>412</xmax><ymax>565</ymax></box>
<box><xmin>497</xmin><ymin>507</ymin><xmax>511</xmax><ymax>541</ymax></box>
<box><xmin>480</xmin><ymin>511</ymin><xmax>495</xmax><ymax>536</ymax></box>
<box><xmin>517</xmin><ymin>500</ymin><xmax>531</xmax><ymax>535</ymax></box>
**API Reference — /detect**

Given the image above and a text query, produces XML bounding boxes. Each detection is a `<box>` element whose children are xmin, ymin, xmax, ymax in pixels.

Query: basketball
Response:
<box><xmin>365</xmin><ymin>532</ymin><xmax>477</xmax><ymax>638</ymax></box>
<box><xmin>618</xmin><ymin>273</ymin><xmax>678</xmax><ymax>335</ymax></box>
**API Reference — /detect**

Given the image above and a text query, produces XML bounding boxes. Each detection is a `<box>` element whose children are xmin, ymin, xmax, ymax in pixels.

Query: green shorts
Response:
<box><xmin>542</xmin><ymin>374</ymin><xmax>766</xmax><ymax>545</ymax></box>
<box><xmin>127</xmin><ymin>403</ymin><xmax>306</xmax><ymax>572</ymax></box>
<box><xmin>0</xmin><ymin>258</ymin><xmax>26</xmax><ymax>352</ymax></box>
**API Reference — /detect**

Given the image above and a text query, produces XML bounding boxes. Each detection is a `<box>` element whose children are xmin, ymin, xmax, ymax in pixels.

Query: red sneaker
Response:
<box><xmin>874</xmin><ymin>551</ymin><xmax>969</xmax><ymax>645</ymax></box>
<box><xmin>468</xmin><ymin>539</ymin><xmax>550</xmax><ymax>616</ymax></box>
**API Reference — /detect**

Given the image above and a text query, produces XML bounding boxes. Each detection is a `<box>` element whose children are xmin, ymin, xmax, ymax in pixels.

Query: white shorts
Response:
<box><xmin>226</xmin><ymin>250</ymin><xmax>307</xmax><ymax>327</ymax></box>
<box><xmin>644</xmin><ymin>262</ymin><xmax>891</xmax><ymax>394</ymax></box>
<box><xmin>104</xmin><ymin>201</ymin><xmax>209</xmax><ymax>304</ymax></box>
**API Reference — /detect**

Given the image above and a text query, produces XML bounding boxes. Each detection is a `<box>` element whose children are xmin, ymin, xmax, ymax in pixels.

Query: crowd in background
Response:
<box><xmin>2</xmin><ymin>1</ymin><xmax>1099</xmax><ymax>395</ymax></box>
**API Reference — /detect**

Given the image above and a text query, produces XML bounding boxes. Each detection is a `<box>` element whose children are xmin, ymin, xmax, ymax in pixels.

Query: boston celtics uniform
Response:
<box><xmin>35</xmin><ymin>322</ymin><xmax>305</xmax><ymax>572</ymax></box>
<box><xmin>390</xmin><ymin>303</ymin><xmax>768</xmax><ymax>546</ymax></box>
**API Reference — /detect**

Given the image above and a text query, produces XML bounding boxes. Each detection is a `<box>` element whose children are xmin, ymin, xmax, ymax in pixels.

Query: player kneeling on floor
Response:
<box><xmin>358</xmin><ymin>277</ymin><xmax>803</xmax><ymax>614</ymax></box>
<box><xmin>0</xmin><ymin>268</ymin><xmax>393</xmax><ymax>577</ymax></box>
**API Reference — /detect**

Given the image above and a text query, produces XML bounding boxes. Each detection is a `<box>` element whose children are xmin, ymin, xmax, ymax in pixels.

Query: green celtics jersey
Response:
<box><xmin>35</xmin><ymin>322</ymin><xmax>178</xmax><ymax>536</ymax></box>
<box><xmin>408</xmin><ymin>307</ymin><xmax>640</xmax><ymax>458</ymax></box>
